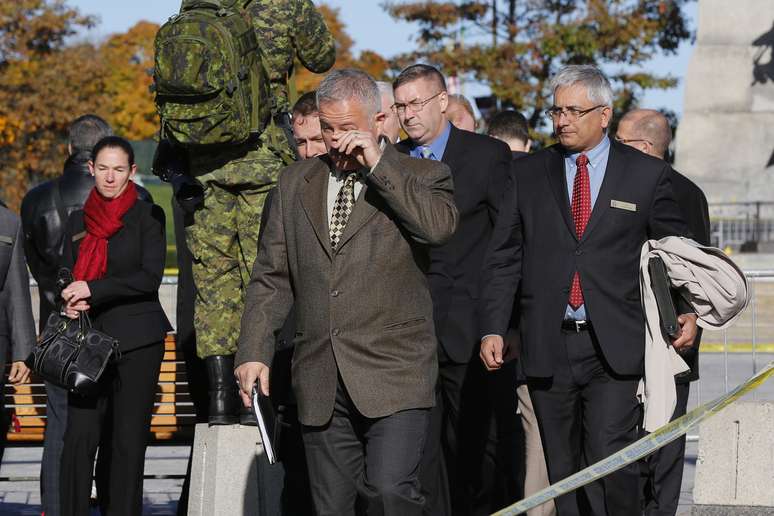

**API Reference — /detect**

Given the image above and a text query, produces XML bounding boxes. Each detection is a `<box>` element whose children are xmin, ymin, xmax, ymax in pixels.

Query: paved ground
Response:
<box><xmin>0</xmin><ymin>353</ymin><xmax>771</xmax><ymax>515</ymax></box>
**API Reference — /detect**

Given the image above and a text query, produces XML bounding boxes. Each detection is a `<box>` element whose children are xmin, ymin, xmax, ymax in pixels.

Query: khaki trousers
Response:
<box><xmin>517</xmin><ymin>384</ymin><xmax>556</xmax><ymax>516</ymax></box>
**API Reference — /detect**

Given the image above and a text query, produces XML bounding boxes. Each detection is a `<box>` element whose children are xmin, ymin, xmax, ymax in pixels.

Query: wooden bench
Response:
<box><xmin>3</xmin><ymin>334</ymin><xmax>196</xmax><ymax>443</ymax></box>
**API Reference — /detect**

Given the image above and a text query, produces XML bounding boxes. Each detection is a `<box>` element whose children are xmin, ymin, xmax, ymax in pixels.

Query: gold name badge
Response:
<box><xmin>611</xmin><ymin>199</ymin><xmax>637</xmax><ymax>212</ymax></box>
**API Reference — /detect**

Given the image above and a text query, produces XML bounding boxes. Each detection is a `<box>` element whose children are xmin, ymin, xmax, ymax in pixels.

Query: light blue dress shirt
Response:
<box><xmin>563</xmin><ymin>136</ymin><xmax>611</xmax><ymax>321</ymax></box>
<box><xmin>409</xmin><ymin>121</ymin><xmax>452</xmax><ymax>161</ymax></box>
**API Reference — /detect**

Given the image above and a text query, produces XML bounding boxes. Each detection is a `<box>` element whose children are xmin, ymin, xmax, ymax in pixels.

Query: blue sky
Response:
<box><xmin>69</xmin><ymin>0</ymin><xmax>698</xmax><ymax>116</ymax></box>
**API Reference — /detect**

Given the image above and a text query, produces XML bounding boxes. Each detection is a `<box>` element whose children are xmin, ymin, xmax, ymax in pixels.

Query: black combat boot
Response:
<box><xmin>205</xmin><ymin>355</ymin><xmax>240</xmax><ymax>425</ymax></box>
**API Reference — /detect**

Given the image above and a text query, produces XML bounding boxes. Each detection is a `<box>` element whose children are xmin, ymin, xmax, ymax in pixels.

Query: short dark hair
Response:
<box><xmin>393</xmin><ymin>64</ymin><xmax>447</xmax><ymax>92</ymax></box>
<box><xmin>292</xmin><ymin>91</ymin><xmax>318</xmax><ymax>118</ymax></box>
<box><xmin>91</xmin><ymin>136</ymin><xmax>135</xmax><ymax>167</ymax></box>
<box><xmin>69</xmin><ymin>114</ymin><xmax>113</xmax><ymax>155</ymax></box>
<box><xmin>487</xmin><ymin>110</ymin><xmax>530</xmax><ymax>145</ymax></box>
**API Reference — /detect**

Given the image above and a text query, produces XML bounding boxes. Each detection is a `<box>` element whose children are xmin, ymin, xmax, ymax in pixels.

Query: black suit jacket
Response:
<box><xmin>669</xmin><ymin>167</ymin><xmax>710</xmax><ymax>382</ymax></box>
<box><xmin>396</xmin><ymin>126</ymin><xmax>512</xmax><ymax>363</ymax></box>
<box><xmin>480</xmin><ymin>138</ymin><xmax>690</xmax><ymax>377</ymax></box>
<box><xmin>62</xmin><ymin>200</ymin><xmax>172</xmax><ymax>353</ymax></box>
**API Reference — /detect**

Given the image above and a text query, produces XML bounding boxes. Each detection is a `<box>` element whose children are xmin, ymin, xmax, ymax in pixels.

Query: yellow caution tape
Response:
<box><xmin>492</xmin><ymin>361</ymin><xmax>774</xmax><ymax>516</ymax></box>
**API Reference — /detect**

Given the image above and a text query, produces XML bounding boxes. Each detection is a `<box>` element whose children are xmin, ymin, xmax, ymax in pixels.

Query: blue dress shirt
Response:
<box><xmin>563</xmin><ymin>136</ymin><xmax>611</xmax><ymax>321</ymax></box>
<box><xmin>409</xmin><ymin>121</ymin><xmax>452</xmax><ymax>161</ymax></box>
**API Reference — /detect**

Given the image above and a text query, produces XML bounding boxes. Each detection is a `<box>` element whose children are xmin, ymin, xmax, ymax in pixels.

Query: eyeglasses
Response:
<box><xmin>393</xmin><ymin>91</ymin><xmax>444</xmax><ymax>115</ymax></box>
<box><xmin>614</xmin><ymin>136</ymin><xmax>653</xmax><ymax>146</ymax></box>
<box><xmin>545</xmin><ymin>105</ymin><xmax>605</xmax><ymax>121</ymax></box>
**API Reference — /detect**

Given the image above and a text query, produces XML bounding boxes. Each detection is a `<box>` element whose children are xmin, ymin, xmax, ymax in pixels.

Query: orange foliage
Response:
<box><xmin>0</xmin><ymin>0</ymin><xmax>102</xmax><ymax>211</ymax></box>
<box><xmin>295</xmin><ymin>3</ymin><xmax>389</xmax><ymax>95</ymax></box>
<box><xmin>0</xmin><ymin>8</ymin><xmax>159</xmax><ymax>210</ymax></box>
<box><xmin>99</xmin><ymin>21</ymin><xmax>159</xmax><ymax>141</ymax></box>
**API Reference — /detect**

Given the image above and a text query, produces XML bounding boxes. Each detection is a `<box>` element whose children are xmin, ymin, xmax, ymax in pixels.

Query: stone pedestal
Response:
<box><xmin>674</xmin><ymin>0</ymin><xmax>774</xmax><ymax>203</ymax></box>
<box><xmin>692</xmin><ymin>402</ymin><xmax>774</xmax><ymax>510</ymax></box>
<box><xmin>188</xmin><ymin>423</ymin><xmax>284</xmax><ymax>516</ymax></box>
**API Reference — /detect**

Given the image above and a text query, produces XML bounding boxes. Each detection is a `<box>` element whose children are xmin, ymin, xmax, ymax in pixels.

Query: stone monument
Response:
<box><xmin>675</xmin><ymin>0</ymin><xmax>774</xmax><ymax>204</ymax></box>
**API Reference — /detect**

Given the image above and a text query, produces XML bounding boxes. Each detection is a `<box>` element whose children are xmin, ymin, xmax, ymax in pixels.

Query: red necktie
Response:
<box><xmin>569</xmin><ymin>154</ymin><xmax>591</xmax><ymax>310</ymax></box>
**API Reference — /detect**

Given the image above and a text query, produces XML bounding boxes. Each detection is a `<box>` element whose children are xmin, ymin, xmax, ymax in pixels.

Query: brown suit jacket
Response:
<box><xmin>236</xmin><ymin>144</ymin><xmax>459</xmax><ymax>426</ymax></box>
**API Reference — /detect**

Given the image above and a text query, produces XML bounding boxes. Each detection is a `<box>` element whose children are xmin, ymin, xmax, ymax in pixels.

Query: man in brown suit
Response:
<box><xmin>235</xmin><ymin>69</ymin><xmax>458</xmax><ymax>516</ymax></box>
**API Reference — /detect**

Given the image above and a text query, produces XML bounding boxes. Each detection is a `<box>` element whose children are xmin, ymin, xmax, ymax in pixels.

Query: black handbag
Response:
<box><xmin>26</xmin><ymin>269</ymin><xmax>120</xmax><ymax>395</ymax></box>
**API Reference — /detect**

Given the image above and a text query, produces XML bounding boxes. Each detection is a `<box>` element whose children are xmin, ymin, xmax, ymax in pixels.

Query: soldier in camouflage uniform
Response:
<box><xmin>186</xmin><ymin>0</ymin><xmax>335</xmax><ymax>424</ymax></box>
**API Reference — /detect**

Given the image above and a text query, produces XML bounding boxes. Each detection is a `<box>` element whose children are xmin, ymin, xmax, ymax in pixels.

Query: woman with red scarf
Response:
<box><xmin>58</xmin><ymin>136</ymin><xmax>172</xmax><ymax>516</ymax></box>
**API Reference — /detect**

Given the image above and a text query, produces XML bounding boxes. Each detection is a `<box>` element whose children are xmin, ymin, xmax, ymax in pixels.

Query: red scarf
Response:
<box><xmin>73</xmin><ymin>182</ymin><xmax>138</xmax><ymax>281</ymax></box>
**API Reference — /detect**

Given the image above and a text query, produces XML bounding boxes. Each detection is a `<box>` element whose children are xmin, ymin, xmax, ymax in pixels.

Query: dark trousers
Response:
<box><xmin>59</xmin><ymin>342</ymin><xmax>164</xmax><ymax>516</ymax></box>
<box><xmin>641</xmin><ymin>382</ymin><xmax>690</xmax><ymax>516</ymax></box>
<box><xmin>41</xmin><ymin>381</ymin><xmax>68</xmax><ymax>516</ymax></box>
<box><xmin>301</xmin><ymin>377</ymin><xmax>430</xmax><ymax>516</ymax></box>
<box><xmin>421</xmin><ymin>346</ymin><xmax>522</xmax><ymax>515</ymax></box>
<box><xmin>528</xmin><ymin>328</ymin><xmax>641</xmax><ymax>516</ymax></box>
<box><xmin>0</xmin><ymin>378</ymin><xmax>6</xmax><ymax>465</ymax></box>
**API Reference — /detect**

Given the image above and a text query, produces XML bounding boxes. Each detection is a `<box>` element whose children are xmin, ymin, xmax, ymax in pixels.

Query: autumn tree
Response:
<box><xmin>295</xmin><ymin>3</ymin><xmax>390</xmax><ymax>94</ymax></box>
<box><xmin>99</xmin><ymin>21</ymin><xmax>159</xmax><ymax>141</ymax></box>
<box><xmin>0</xmin><ymin>0</ymin><xmax>102</xmax><ymax>210</ymax></box>
<box><xmin>384</xmin><ymin>0</ymin><xmax>693</xmax><ymax>137</ymax></box>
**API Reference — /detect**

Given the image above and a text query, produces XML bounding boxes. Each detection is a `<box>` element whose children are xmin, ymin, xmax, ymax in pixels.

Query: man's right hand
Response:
<box><xmin>234</xmin><ymin>361</ymin><xmax>270</xmax><ymax>408</ymax></box>
<box><xmin>480</xmin><ymin>335</ymin><xmax>505</xmax><ymax>371</ymax></box>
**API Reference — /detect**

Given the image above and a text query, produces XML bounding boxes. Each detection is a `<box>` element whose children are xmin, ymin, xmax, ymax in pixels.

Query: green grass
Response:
<box><xmin>141</xmin><ymin>177</ymin><xmax>178</xmax><ymax>271</ymax></box>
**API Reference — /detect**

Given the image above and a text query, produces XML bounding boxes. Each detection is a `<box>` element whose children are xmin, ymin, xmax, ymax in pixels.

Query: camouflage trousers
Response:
<box><xmin>186</xmin><ymin>141</ymin><xmax>284</xmax><ymax>358</ymax></box>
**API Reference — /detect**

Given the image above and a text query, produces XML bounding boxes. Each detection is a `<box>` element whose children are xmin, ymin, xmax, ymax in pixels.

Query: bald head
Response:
<box><xmin>616</xmin><ymin>109</ymin><xmax>672</xmax><ymax>159</ymax></box>
<box><xmin>446</xmin><ymin>94</ymin><xmax>477</xmax><ymax>132</ymax></box>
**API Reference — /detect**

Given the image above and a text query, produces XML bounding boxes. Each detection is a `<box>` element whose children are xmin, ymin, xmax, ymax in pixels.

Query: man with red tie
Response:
<box><xmin>478</xmin><ymin>65</ymin><xmax>697</xmax><ymax>516</ymax></box>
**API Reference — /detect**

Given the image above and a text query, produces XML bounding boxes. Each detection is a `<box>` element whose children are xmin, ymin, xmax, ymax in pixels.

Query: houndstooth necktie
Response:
<box><xmin>568</xmin><ymin>153</ymin><xmax>591</xmax><ymax>310</ymax></box>
<box><xmin>329</xmin><ymin>173</ymin><xmax>357</xmax><ymax>250</ymax></box>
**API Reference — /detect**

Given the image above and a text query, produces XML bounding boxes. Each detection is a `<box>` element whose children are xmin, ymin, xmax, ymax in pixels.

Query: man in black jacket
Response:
<box><xmin>19</xmin><ymin>114</ymin><xmax>151</xmax><ymax>516</ymax></box>
<box><xmin>479</xmin><ymin>65</ymin><xmax>697</xmax><ymax>516</ymax></box>
<box><xmin>392</xmin><ymin>64</ymin><xmax>515</xmax><ymax>515</ymax></box>
<box><xmin>616</xmin><ymin>108</ymin><xmax>710</xmax><ymax>516</ymax></box>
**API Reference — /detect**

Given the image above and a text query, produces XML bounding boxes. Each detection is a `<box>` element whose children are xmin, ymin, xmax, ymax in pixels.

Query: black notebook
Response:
<box><xmin>251</xmin><ymin>385</ymin><xmax>281</xmax><ymax>465</ymax></box>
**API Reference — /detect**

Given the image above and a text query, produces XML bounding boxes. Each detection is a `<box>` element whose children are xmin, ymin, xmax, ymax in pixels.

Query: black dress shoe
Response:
<box><xmin>204</xmin><ymin>355</ymin><xmax>240</xmax><ymax>425</ymax></box>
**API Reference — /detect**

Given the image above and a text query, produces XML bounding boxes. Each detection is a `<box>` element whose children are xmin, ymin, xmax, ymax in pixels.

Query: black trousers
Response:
<box><xmin>528</xmin><ymin>328</ymin><xmax>641</xmax><ymax>516</ymax></box>
<box><xmin>641</xmin><ymin>382</ymin><xmax>690</xmax><ymax>516</ymax></box>
<box><xmin>421</xmin><ymin>346</ymin><xmax>522</xmax><ymax>515</ymax></box>
<box><xmin>301</xmin><ymin>377</ymin><xmax>430</xmax><ymax>516</ymax></box>
<box><xmin>59</xmin><ymin>341</ymin><xmax>164</xmax><ymax>516</ymax></box>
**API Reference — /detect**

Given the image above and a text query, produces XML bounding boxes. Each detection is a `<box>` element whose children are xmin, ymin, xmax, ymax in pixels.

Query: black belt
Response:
<box><xmin>561</xmin><ymin>319</ymin><xmax>590</xmax><ymax>332</ymax></box>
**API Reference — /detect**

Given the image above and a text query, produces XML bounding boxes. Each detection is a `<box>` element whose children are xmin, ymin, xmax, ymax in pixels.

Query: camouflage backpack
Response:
<box><xmin>153</xmin><ymin>0</ymin><xmax>271</xmax><ymax>147</ymax></box>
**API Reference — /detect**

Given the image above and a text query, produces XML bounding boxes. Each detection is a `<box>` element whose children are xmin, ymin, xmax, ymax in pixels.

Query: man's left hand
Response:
<box><xmin>671</xmin><ymin>313</ymin><xmax>698</xmax><ymax>351</ymax></box>
<box><xmin>332</xmin><ymin>130</ymin><xmax>383</xmax><ymax>169</ymax></box>
<box><xmin>8</xmin><ymin>361</ymin><xmax>31</xmax><ymax>385</ymax></box>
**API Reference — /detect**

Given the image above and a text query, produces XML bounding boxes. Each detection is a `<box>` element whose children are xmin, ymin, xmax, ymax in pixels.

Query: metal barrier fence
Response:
<box><xmin>709</xmin><ymin>201</ymin><xmax>774</xmax><ymax>249</ymax></box>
